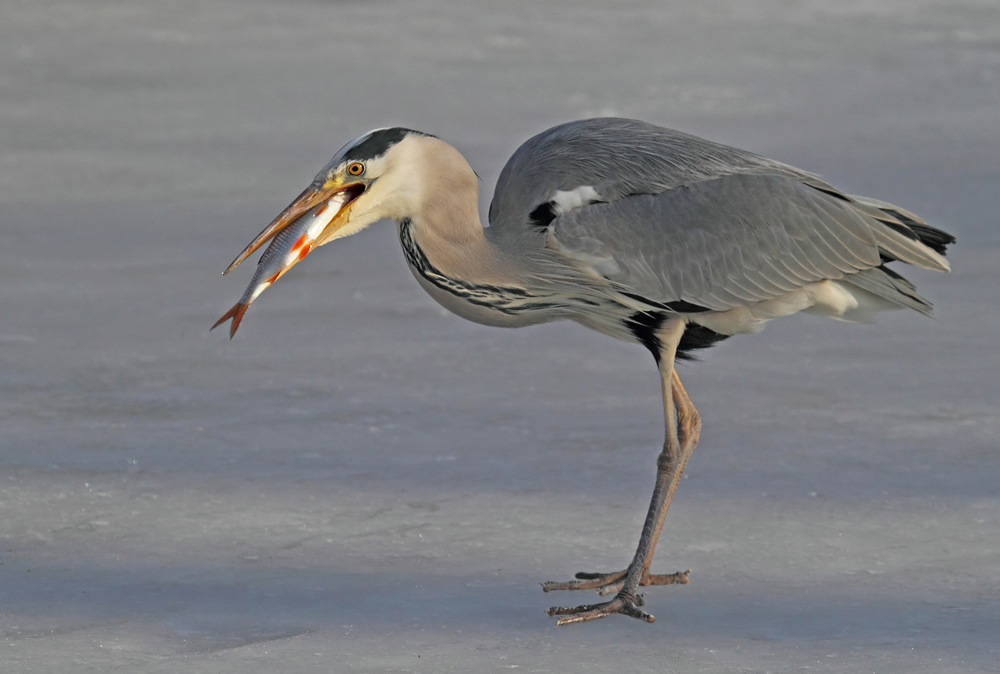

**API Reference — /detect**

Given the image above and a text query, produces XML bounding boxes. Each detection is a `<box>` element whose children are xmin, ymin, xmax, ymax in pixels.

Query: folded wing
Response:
<box><xmin>549</xmin><ymin>172</ymin><xmax>951</xmax><ymax>315</ymax></box>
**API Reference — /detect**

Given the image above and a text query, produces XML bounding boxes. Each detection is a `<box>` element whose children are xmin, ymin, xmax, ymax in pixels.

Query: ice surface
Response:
<box><xmin>1</xmin><ymin>1</ymin><xmax>998</xmax><ymax>671</ymax></box>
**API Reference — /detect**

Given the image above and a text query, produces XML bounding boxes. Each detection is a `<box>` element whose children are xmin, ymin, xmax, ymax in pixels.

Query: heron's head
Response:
<box><xmin>222</xmin><ymin>127</ymin><xmax>443</xmax><ymax>275</ymax></box>
<box><xmin>214</xmin><ymin>126</ymin><xmax>481</xmax><ymax>336</ymax></box>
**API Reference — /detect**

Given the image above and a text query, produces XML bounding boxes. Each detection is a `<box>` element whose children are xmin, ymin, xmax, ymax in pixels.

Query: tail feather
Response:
<box><xmin>868</xmin><ymin>224</ymin><xmax>950</xmax><ymax>272</ymax></box>
<box><xmin>841</xmin><ymin>266</ymin><xmax>934</xmax><ymax>317</ymax></box>
<box><xmin>849</xmin><ymin>194</ymin><xmax>957</xmax><ymax>261</ymax></box>
<box><xmin>904</xmin><ymin>221</ymin><xmax>956</xmax><ymax>256</ymax></box>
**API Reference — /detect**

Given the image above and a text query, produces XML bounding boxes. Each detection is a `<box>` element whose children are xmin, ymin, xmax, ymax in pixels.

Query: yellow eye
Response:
<box><xmin>347</xmin><ymin>162</ymin><xmax>365</xmax><ymax>176</ymax></box>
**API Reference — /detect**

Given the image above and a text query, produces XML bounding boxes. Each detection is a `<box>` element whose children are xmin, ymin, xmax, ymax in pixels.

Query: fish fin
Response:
<box><xmin>211</xmin><ymin>302</ymin><xmax>250</xmax><ymax>339</ymax></box>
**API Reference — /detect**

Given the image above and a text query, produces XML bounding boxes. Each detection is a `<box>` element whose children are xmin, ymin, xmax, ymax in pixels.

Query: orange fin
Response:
<box><xmin>290</xmin><ymin>233</ymin><xmax>308</xmax><ymax>254</ymax></box>
<box><xmin>210</xmin><ymin>302</ymin><xmax>250</xmax><ymax>339</ymax></box>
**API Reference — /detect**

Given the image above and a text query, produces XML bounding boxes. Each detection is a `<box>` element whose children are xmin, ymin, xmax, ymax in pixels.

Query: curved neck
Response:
<box><xmin>405</xmin><ymin>214</ymin><xmax>516</xmax><ymax>288</ymax></box>
<box><xmin>402</xmin><ymin>139</ymin><xmax>525</xmax><ymax>288</ymax></box>
<box><xmin>399</xmin><ymin>214</ymin><xmax>557</xmax><ymax>329</ymax></box>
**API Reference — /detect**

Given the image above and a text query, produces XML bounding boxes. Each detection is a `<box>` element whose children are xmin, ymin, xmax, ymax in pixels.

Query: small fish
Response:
<box><xmin>212</xmin><ymin>191</ymin><xmax>349</xmax><ymax>338</ymax></box>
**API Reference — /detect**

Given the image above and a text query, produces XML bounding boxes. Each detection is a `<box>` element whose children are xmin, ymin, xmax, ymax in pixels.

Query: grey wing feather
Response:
<box><xmin>840</xmin><ymin>267</ymin><xmax>934</xmax><ymax>316</ymax></box>
<box><xmin>489</xmin><ymin>118</ymin><xmax>802</xmax><ymax>240</ymax></box>
<box><xmin>551</xmin><ymin>174</ymin><xmax>865</xmax><ymax>309</ymax></box>
<box><xmin>490</xmin><ymin>118</ymin><xmax>952</xmax><ymax>315</ymax></box>
<box><xmin>550</xmin><ymin>172</ymin><xmax>942</xmax><ymax>311</ymax></box>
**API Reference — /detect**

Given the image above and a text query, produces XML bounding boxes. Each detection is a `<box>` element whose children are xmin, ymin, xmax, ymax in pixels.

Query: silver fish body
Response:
<box><xmin>212</xmin><ymin>191</ymin><xmax>349</xmax><ymax>337</ymax></box>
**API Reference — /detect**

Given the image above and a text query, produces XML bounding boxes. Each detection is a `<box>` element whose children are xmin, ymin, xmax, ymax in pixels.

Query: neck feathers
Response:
<box><xmin>398</xmin><ymin>136</ymin><xmax>525</xmax><ymax>286</ymax></box>
<box><xmin>403</xmin><ymin>135</ymin><xmax>482</xmax><ymax>244</ymax></box>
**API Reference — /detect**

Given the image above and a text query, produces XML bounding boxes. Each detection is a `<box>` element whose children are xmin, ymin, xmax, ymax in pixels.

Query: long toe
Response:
<box><xmin>546</xmin><ymin>594</ymin><xmax>654</xmax><ymax>625</ymax></box>
<box><xmin>541</xmin><ymin>570</ymin><xmax>627</xmax><ymax>593</ymax></box>
<box><xmin>645</xmin><ymin>569</ymin><xmax>691</xmax><ymax>586</ymax></box>
<box><xmin>541</xmin><ymin>568</ymin><xmax>691</xmax><ymax>594</ymax></box>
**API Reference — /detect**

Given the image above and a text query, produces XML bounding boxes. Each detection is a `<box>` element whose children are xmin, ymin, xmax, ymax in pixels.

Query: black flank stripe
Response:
<box><xmin>620</xmin><ymin>292</ymin><xmax>711</xmax><ymax>314</ymax></box>
<box><xmin>625</xmin><ymin>311</ymin><xmax>667</xmax><ymax>362</ymax></box>
<box><xmin>677</xmin><ymin>323</ymin><xmax>729</xmax><ymax>361</ymax></box>
<box><xmin>664</xmin><ymin>299</ymin><xmax>711</xmax><ymax>313</ymax></box>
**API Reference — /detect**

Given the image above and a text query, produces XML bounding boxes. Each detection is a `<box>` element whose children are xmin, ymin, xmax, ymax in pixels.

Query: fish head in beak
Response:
<box><xmin>220</xmin><ymin>174</ymin><xmax>368</xmax><ymax>276</ymax></box>
<box><xmin>212</xmin><ymin>127</ymin><xmax>426</xmax><ymax>337</ymax></box>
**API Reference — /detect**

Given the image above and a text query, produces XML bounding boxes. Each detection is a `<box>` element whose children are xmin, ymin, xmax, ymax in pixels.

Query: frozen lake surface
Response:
<box><xmin>1</xmin><ymin>1</ymin><xmax>998</xmax><ymax>671</ymax></box>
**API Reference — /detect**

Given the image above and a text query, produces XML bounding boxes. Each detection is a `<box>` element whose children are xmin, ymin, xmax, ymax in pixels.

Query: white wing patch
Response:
<box><xmin>544</xmin><ymin>186</ymin><xmax>610</xmax><ymax>278</ymax></box>
<box><xmin>551</xmin><ymin>185</ymin><xmax>601</xmax><ymax>215</ymax></box>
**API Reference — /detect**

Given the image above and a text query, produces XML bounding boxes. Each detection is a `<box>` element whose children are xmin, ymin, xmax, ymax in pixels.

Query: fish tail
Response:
<box><xmin>210</xmin><ymin>302</ymin><xmax>250</xmax><ymax>339</ymax></box>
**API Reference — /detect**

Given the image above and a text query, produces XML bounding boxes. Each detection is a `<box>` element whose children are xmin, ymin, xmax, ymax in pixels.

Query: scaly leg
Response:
<box><xmin>544</xmin><ymin>321</ymin><xmax>701</xmax><ymax>624</ymax></box>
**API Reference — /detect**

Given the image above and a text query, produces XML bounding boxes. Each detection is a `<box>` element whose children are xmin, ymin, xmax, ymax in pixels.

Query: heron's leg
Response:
<box><xmin>544</xmin><ymin>321</ymin><xmax>701</xmax><ymax>624</ymax></box>
<box><xmin>540</xmin><ymin>370</ymin><xmax>698</xmax><ymax>594</ymax></box>
<box><xmin>642</xmin><ymin>370</ymin><xmax>701</xmax><ymax>577</ymax></box>
<box><xmin>557</xmin><ymin>372</ymin><xmax>701</xmax><ymax>600</ymax></box>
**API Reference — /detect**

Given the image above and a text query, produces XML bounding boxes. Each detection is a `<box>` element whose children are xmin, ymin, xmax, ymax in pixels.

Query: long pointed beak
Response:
<box><xmin>223</xmin><ymin>181</ymin><xmax>344</xmax><ymax>275</ymax></box>
<box><xmin>212</xmin><ymin>180</ymin><xmax>366</xmax><ymax>337</ymax></box>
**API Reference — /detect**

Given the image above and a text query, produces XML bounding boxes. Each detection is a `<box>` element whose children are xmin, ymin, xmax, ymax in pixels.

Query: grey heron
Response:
<box><xmin>213</xmin><ymin>118</ymin><xmax>955</xmax><ymax>625</ymax></box>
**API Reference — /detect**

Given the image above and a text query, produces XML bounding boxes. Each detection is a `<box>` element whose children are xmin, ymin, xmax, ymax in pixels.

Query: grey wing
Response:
<box><xmin>489</xmin><ymin>118</ymin><xmax>800</xmax><ymax>239</ymax></box>
<box><xmin>550</xmin><ymin>173</ymin><xmax>949</xmax><ymax>313</ymax></box>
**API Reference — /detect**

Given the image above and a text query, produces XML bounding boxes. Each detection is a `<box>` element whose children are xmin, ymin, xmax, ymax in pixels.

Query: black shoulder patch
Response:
<box><xmin>343</xmin><ymin>128</ymin><xmax>433</xmax><ymax>163</ymax></box>
<box><xmin>528</xmin><ymin>202</ymin><xmax>557</xmax><ymax>229</ymax></box>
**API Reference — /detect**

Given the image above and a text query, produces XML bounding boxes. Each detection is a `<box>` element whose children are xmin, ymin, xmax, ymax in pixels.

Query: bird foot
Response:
<box><xmin>546</xmin><ymin>591</ymin><xmax>654</xmax><ymax>625</ymax></box>
<box><xmin>541</xmin><ymin>568</ymin><xmax>690</xmax><ymax>596</ymax></box>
